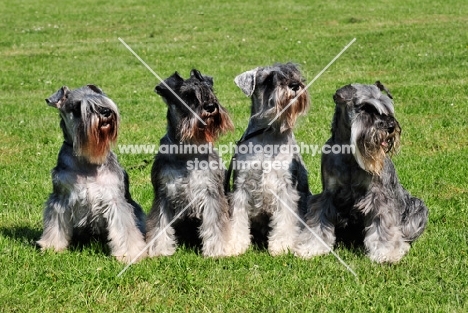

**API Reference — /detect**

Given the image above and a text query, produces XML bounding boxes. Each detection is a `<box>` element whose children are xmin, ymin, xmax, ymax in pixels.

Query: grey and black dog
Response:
<box><xmin>295</xmin><ymin>82</ymin><xmax>428</xmax><ymax>263</ymax></box>
<box><xmin>146</xmin><ymin>69</ymin><xmax>235</xmax><ymax>257</ymax></box>
<box><xmin>37</xmin><ymin>85</ymin><xmax>146</xmax><ymax>263</ymax></box>
<box><xmin>227</xmin><ymin>63</ymin><xmax>311</xmax><ymax>256</ymax></box>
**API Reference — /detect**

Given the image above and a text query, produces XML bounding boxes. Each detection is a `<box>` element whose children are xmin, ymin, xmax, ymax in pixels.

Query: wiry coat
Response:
<box><xmin>37</xmin><ymin>85</ymin><xmax>146</xmax><ymax>263</ymax></box>
<box><xmin>229</xmin><ymin>63</ymin><xmax>311</xmax><ymax>255</ymax></box>
<box><xmin>146</xmin><ymin>70</ymin><xmax>234</xmax><ymax>257</ymax></box>
<box><xmin>295</xmin><ymin>83</ymin><xmax>428</xmax><ymax>263</ymax></box>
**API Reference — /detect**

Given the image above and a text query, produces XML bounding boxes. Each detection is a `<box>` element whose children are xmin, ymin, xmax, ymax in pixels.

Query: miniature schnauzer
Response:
<box><xmin>227</xmin><ymin>63</ymin><xmax>311</xmax><ymax>256</ymax></box>
<box><xmin>37</xmin><ymin>85</ymin><xmax>147</xmax><ymax>263</ymax></box>
<box><xmin>146</xmin><ymin>69</ymin><xmax>234</xmax><ymax>257</ymax></box>
<box><xmin>295</xmin><ymin>82</ymin><xmax>429</xmax><ymax>263</ymax></box>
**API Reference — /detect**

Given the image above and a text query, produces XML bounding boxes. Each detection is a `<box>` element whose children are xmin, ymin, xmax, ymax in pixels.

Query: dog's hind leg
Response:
<box><xmin>361</xmin><ymin>193</ymin><xmax>410</xmax><ymax>263</ymax></box>
<box><xmin>400</xmin><ymin>193</ymin><xmax>429</xmax><ymax>243</ymax></box>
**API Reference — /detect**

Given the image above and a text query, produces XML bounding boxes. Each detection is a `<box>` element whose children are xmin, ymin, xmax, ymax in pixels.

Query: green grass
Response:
<box><xmin>1</xmin><ymin>0</ymin><xmax>468</xmax><ymax>311</ymax></box>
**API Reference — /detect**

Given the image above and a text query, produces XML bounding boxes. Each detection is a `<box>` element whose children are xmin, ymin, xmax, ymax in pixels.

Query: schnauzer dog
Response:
<box><xmin>227</xmin><ymin>63</ymin><xmax>311</xmax><ymax>255</ymax></box>
<box><xmin>295</xmin><ymin>82</ymin><xmax>428</xmax><ymax>263</ymax></box>
<box><xmin>146</xmin><ymin>69</ymin><xmax>234</xmax><ymax>257</ymax></box>
<box><xmin>37</xmin><ymin>85</ymin><xmax>147</xmax><ymax>263</ymax></box>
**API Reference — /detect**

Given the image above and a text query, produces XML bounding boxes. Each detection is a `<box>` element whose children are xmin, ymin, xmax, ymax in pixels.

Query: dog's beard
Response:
<box><xmin>178</xmin><ymin>108</ymin><xmax>233</xmax><ymax>144</ymax></box>
<box><xmin>75</xmin><ymin>108</ymin><xmax>118</xmax><ymax>165</ymax></box>
<box><xmin>350</xmin><ymin>113</ymin><xmax>400</xmax><ymax>176</ymax></box>
<box><xmin>270</xmin><ymin>85</ymin><xmax>309</xmax><ymax>132</ymax></box>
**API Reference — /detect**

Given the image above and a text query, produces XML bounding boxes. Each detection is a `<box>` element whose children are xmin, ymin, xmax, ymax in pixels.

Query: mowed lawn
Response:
<box><xmin>1</xmin><ymin>0</ymin><xmax>467</xmax><ymax>311</ymax></box>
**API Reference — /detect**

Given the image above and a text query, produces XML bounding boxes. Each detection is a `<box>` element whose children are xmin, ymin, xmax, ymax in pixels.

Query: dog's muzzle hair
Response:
<box><xmin>271</xmin><ymin>73</ymin><xmax>309</xmax><ymax>132</ymax></box>
<box><xmin>76</xmin><ymin>95</ymin><xmax>119</xmax><ymax>164</ymax></box>
<box><xmin>234</xmin><ymin>62</ymin><xmax>310</xmax><ymax>133</ymax></box>
<box><xmin>156</xmin><ymin>70</ymin><xmax>233</xmax><ymax>144</ymax></box>
<box><xmin>335</xmin><ymin>82</ymin><xmax>401</xmax><ymax>176</ymax></box>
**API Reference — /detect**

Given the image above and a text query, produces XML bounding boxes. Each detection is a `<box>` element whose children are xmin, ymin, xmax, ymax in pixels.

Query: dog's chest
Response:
<box><xmin>235</xmin><ymin>140</ymin><xmax>299</xmax><ymax>215</ymax></box>
<box><xmin>160</xmin><ymin>165</ymin><xmax>220</xmax><ymax>217</ymax></box>
<box><xmin>57</xmin><ymin>167</ymin><xmax>123</xmax><ymax>224</ymax></box>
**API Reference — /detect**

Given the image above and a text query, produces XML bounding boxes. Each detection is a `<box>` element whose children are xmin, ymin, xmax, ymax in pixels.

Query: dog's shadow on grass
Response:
<box><xmin>0</xmin><ymin>226</ymin><xmax>112</xmax><ymax>256</ymax></box>
<box><xmin>0</xmin><ymin>226</ymin><xmax>42</xmax><ymax>248</ymax></box>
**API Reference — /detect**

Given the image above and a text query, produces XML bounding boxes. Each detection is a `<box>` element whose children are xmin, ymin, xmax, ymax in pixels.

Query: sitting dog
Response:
<box><xmin>295</xmin><ymin>82</ymin><xmax>428</xmax><ymax>263</ymax></box>
<box><xmin>146</xmin><ymin>69</ymin><xmax>234</xmax><ymax>257</ymax></box>
<box><xmin>227</xmin><ymin>63</ymin><xmax>311</xmax><ymax>255</ymax></box>
<box><xmin>37</xmin><ymin>85</ymin><xmax>146</xmax><ymax>263</ymax></box>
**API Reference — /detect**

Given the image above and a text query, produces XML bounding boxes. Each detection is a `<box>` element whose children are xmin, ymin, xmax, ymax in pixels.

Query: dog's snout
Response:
<box><xmin>203</xmin><ymin>103</ymin><xmax>217</xmax><ymax>113</ymax></box>
<box><xmin>99</xmin><ymin>107</ymin><xmax>112</xmax><ymax>117</ymax></box>
<box><xmin>289</xmin><ymin>82</ymin><xmax>300</xmax><ymax>92</ymax></box>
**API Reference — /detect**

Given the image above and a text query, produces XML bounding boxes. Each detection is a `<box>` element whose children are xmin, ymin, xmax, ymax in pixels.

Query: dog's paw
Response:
<box><xmin>293</xmin><ymin>241</ymin><xmax>331</xmax><ymax>259</ymax></box>
<box><xmin>36</xmin><ymin>239</ymin><xmax>69</xmax><ymax>252</ymax></box>
<box><xmin>268</xmin><ymin>240</ymin><xmax>294</xmax><ymax>256</ymax></box>
<box><xmin>147</xmin><ymin>245</ymin><xmax>176</xmax><ymax>258</ymax></box>
<box><xmin>367</xmin><ymin>242</ymin><xmax>410</xmax><ymax>264</ymax></box>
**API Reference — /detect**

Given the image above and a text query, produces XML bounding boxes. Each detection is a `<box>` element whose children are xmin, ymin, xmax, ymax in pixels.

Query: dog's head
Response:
<box><xmin>234</xmin><ymin>63</ymin><xmax>310</xmax><ymax>132</ymax></box>
<box><xmin>155</xmin><ymin>69</ymin><xmax>233</xmax><ymax>144</ymax></box>
<box><xmin>46</xmin><ymin>85</ymin><xmax>119</xmax><ymax>164</ymax></box>
<box><xmin>333</xmin><ymin>82</ymin><xmax>401</xmax><ymax>176</ymax></box>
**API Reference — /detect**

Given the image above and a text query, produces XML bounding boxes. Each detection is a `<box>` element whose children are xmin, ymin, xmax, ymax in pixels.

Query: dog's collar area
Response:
<box><xmin>236</xmin><ymin>126</ymin><xmax>272</xmax><ymax>145</ymax></box>
<box><xmin>224</xmin><ymin>126</ymin><xmax>272</xmax><ymax>194</ymax></box>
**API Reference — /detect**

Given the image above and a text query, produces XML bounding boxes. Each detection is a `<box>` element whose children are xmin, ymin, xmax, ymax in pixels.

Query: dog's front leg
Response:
<box><xmin>37</xmin><ymin>195</ymin><xmax>73</xmax><ymax>252</ymax></box>
<box><xmin>105</xmin><ymin>200</ymin><xmax>147</xmax><ymax>263</ymax></box>
<box><xmin>267</xmin><ymin>187</ymin><xmax>301</xmax><ymax>256</ymax></box>
<box><xmin>294</xmin><ymin>194</ymin><xmax>336</xmax><ymax>258</ymax></box>
<box><xmin>146</xmin><ymin>197</ymin><xmax>177</xmax><ymax>257</ymax></box>
<box><xmin>199</xmin><ymin>194</ymin><xmax>232</xmax><ymax>257</ymax></box>
<box><xmin>228</xmin><ymin>185</ymin><xmax>252</xmax><ymax>256</ymax></box>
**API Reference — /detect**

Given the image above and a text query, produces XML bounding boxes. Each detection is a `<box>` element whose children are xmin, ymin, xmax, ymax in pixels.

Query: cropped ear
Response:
<box><xmin>155</xmin><ymin>72</ymin><xmax>184</xmax><ymax>95</ymax></box>
<box><xmin>87</xmin><ymin>84</ymin><xmax>104</xmax><ymax>95</ymax></box>
<box><xmin>374</xmin><ymin>81</ymin><xmax>393</xmax><ymax>99</ymax></box>
<box><xmin>45</xmin><ymin>86</ymin><xmax>70</xmax><ymax>109</ymax></box>
<box><xmin>333</xmin><ymin>84</ymin><xmax>356</xmax><ymax>105</ymax></box>
<box><xmin>190</xmin><ymin>69</ymin><xmax>214</xmax><ymax>87</ymax></box>
<box><xmin>234</xmin><ymin>68</ymin><xmax>258</xmax><ymax>97</ymax></box>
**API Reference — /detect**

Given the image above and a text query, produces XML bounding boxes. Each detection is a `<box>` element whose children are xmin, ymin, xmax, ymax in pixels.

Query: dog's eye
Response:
<box><xmin>69</xmin><ymin>102</ymin><xmax>81</xmax><ymax>118</ymax></box>
<box><xmin>360</xmin><ymin>103</ymin><xmax>379</xmax><ymax>115</ymax></box>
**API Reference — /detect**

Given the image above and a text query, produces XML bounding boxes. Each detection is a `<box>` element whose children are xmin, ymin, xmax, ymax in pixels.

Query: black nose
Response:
<box><xmin>289</xmin><ymin>83</ymin><xmax>300</xmax><ymax>92</ymax></box>
<box><xmin>203</xmin><ymin>103</ymin><xmax>217</xmax><ymax>113</ymax></box>
<box><xmin>99</xmin><ymin>107</ymin><xmax>112</xmax><ymax>117</ymax></box>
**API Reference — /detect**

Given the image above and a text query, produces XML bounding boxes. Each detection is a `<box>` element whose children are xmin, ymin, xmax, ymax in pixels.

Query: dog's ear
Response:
<box><xmin>155</xmin><ymin>72</ymin><xmax>184</xmax><ymax>95</ymax></box>
<box><xmin>87</xmin><ymin>84</ymin><xmax>104</xmax><ymax>95</ymax></box>
<box><xmin>333</xmin><ymin>84</ymin><xmax>356</xmax><ymax>105</ymax></box>
<box><xmin>234</xmin><ymin>68</ymin><xmax>257</xmax><ymax>97</ymax></box>
<box><xmin>46</xmin><ymin>86</ymin><xmax>70</xmax><ymax>109</ymax></box>
<box><xmin>190</xmin><ymin>69</ymin><xmax>214</xmax><ymax>87</ymax></box>
<box><xmin>374</xmin><ymin>81</ymin><xmax>393</xmax><ymax>99</ymax></box>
